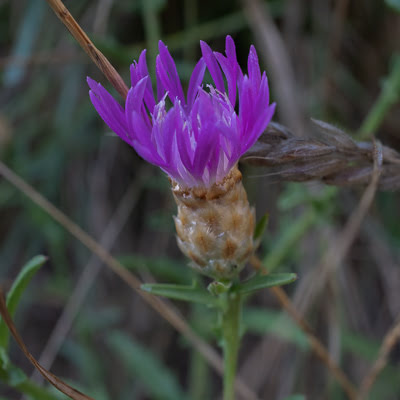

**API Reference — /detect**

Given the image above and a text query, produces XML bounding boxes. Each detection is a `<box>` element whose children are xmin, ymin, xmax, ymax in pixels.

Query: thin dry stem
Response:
<box><xmin>31</xmin><ymin>167</ymin><xmax>148</xmax><ymax>383</ymax></box>
<box><xmin>0</xmin><ymin>160</ymin><xmax>259</xmax><ymax>400</ymax></box>
<box><xmin>241</xmin><ymin>0</ymin><xmax>306</xmax><ymax>135</ymax></box>
<box><xmin>242</xmin><ymin>120</ymin><xmax>399</xmax><ymax>191</ymax></box>
<box><xmin>293</xmin><ymin>139</ymin><xmax>383</xmax><ymax>316</ymax></box>
<box><xmin>250</xmin><ymin>256</ymin><xmax>358</xmax><ymax>400</ymax></box>
<box><xmin>358</xmin><ymin>317</ymin><xmax>400</xmax><ymax>399</ymax></box>
<box><xmin>45</xmin><ymin>0</ymin><xmax>128</xmax><ymax>99</ymax></box>
<box><xmin>0</xmin><ymin>290</ymin><xmax>94</xmax><ymax>400</ymax></box>
<box><xmin>0</xmin><ymin>52</ymin><xmax>80</xmax><ymax>67</ymax></box>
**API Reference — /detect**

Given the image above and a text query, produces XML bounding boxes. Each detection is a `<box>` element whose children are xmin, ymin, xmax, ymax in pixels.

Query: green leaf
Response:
<box><xmin>119</xmin><ymin>254</ymin><xmax>193</xmax><ymax>284</ymax></box>
<box><xmin>385</xmin><ymin>0</ymin><xmax>400</xmax><ymax>12</ymax></box>
<box><xmin>233</xmin><ymin>273</ymin><xmax>297</xmax><ymax>295</ymax></box>
<box><xmin>107</xmin><ymin>331</ymin><xmax>187</xmax><ymax>400</ymax></box>
<box><xmin>0</xmin><ymin>348</ymin><xmax>9</xmax><ymax>369</ymax></box>
<box><xmin>243</xmin><ymin>308</ymin><xmax>309</xmax><ymax>350</ymax></box>
<box><xmin>0</xmin><ymin>255</ymin><xmax>47</xmax><ymax>349</ymax></box>
<box><xmin>141</xmin><ymin>282</ymin><xmax>219</xmax><ymax>306</ymax></box>
<box><xmin>253</xmin><ymin>213</ymin><xmax>269</xmax><ymax>241</ymax></box>
<box><xmin>0</xmin><ymin>363</ymin><xmax>61</xmax><ymax>400</ymax></box>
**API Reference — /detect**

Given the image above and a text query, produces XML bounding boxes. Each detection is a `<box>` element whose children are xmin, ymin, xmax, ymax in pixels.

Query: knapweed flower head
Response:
<box><xmin>88</xmin><ymin>35</ymin><xmax>275</xmax><ymax>188</ymax></box>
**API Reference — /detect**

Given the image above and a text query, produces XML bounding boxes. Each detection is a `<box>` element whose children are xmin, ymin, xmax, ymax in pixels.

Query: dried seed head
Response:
<box><xmin>172</xmin><ymin>166</ymin><xmax>255</xmax><ymax>279</ymax></box>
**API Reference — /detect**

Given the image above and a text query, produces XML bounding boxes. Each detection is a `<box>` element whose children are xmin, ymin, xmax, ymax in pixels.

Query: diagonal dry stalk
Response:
<box><xmin>242</xmin><ymin>120</ymin><xmax>400</xmax><ymax>191</ymax></box>
<box><xmin>0</xmin><ymin>289</ymin><xmax>94</xmax><ymax>400</ymax></box>
<box><xmin>0</xmin><ymin>160</ymin><xmax>259</xmax><ymax>400</ymax></box>
<box><xmin>357</xmin><ymin>317</ymin><xmax>400</xmax><ymax>399</ymax></box>
<box><xmin>250</xmin><ymin>256</ymin><xmax>358</xmax><ymax>400</ymax></box>
<box><xmin>291</xmin><ymin>139</ymin><xmax>383</xmax><ymax>317</ymax></box>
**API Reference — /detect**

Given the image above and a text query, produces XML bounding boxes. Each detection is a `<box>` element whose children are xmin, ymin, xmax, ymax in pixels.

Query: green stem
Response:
<box><xmin>358</xmin><ymin>54</ymin><xmax>400</xmax><ymax>140</ymax></box>
<box><xmin>222</xmin><ymin>292</ymin><xmax>242</xmax><ymax>400</ymax></box>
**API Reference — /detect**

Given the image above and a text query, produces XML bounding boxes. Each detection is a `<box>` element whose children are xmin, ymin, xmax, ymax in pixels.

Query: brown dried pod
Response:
<box><xmin>241</xmin><ymin>120</ymin><xmax>400</xmax><ymax>191</ymax></box>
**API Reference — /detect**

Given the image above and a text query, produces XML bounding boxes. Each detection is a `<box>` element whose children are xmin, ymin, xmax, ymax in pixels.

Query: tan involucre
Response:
<box><xmin>172</xmin><ymin>167</ymin><xmax>255</xmax><ymax>279</ymax></box>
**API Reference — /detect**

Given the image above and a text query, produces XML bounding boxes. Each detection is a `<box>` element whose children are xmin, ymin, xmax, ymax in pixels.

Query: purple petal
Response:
<box><xmin>225</xmin><ymin>36</ymin><xmax>236</xmax><ymax>62</ymax></box>
<box><xmin>200</xmin><ymin>40</ymin><xmax>225</xmax><ymax>93</ymax></box>
<box><xmin>126</xmin><ymin>77</ymin><xmax>147</xmax><ymax>111</ymax></box>
<box><xmin>87</xmin><ymin>77</ymin><xmax>129</xmax><ymax>141</ymax></box>
<box><xmin>155</xmin><ymin>67</ymin><xmax>166</xmax><ymax>102</ymax></box>
<box><xmin>215</xmin><ymin>53</ymin><xmax>237</xmax><ymax>106</ymax></box>
<box><xmin>247</xmin><ymin>45</ymin><xmax>261</xmax><ymax>87</ymax></box>
<box><xmin>187</xmin><ymin>58</ymin><xmax>206</xmax><ymax>109</ymax></box>
<box><xmin>136</xmin><ymin>50</ymin><xmax>156</xmax><ymax>112</ymax></box>
<box><xmin>157</xmin><ymin>41</ymin><xmax>185</xmax><ymax>104</ymax></box>
<box><xmin>130</xmin><ymin>50</ymin><xmax>147</xmax><ymax>85</ymax></box>
<box><xmin>125</xmin><ymin>80</ymin><xmax>153</xmax><ymax>146</ymax></box>
<box><xmin>131</xmin><ymin>110</ymin><xmax>163</xmax><ymax>165</ymax></box>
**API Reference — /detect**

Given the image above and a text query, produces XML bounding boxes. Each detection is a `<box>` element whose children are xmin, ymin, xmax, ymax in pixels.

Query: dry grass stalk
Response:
<box><xmin>242</xmin><ymin>119</ymin><xmax>400</xmax><ymax>191</ymax></box>
<box><xmin>358</xmin><ymin>317</ymin><xmax>400</xmax><ymax>399</ymax></box>
<box><xmin>0</xmin><ymin>289</ymin><xmax>94</xmax><ymax>400</ymax></box>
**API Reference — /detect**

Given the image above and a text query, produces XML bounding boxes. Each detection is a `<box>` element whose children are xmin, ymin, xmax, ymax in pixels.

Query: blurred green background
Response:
<box><xmin>0</xmin><ymin>0</ymin><xmax>400</xmax><ymax>399</ymax></box>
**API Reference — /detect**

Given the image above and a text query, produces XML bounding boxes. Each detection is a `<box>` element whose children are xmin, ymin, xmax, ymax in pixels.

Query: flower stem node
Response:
<box><xmin>207</xmin><ymin>280</ymin><xmax>233</xmax><ymax>296</ymax></box>
<box><xmin>173</xmin><ymin>167</ymin><xmax>255</xmax><ymax>280</ymax></box>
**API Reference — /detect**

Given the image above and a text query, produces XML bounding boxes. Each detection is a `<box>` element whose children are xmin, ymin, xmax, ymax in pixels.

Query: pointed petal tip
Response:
<box><xmin>158</xmin><ymin>40</ymin><xmax>167</xmax><ymax>50</ymax></box>
<box><xmin>199</xmin><ymin>40</ymin><xmax>210</xmax><ymax>52</ymax></box>
<box><xmin>87</xmin><ymin>76</ymin><xmax>101</xmax><ymax>91</ymax></box>
<box><xmin>248</xmin><ymin>45</ymin><xmax>258</xmax><ymax>60</ymax></box>
<box><xmin>225</xmin><ymin>35</ymin><xmax>234</xmax><ymax>46</ymax></box>
<box><xmin>86</xmin><ymin>76</ymin><xmax>96</xmax><ymax>85</ymax></box>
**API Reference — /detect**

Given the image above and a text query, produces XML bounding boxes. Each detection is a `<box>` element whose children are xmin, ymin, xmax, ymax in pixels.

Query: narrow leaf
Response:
<box><xmin>282</xmin><ymin>396</ymin><xmax>306</xmax><ymax>400</ymax></box>
<box><xmin>0</xmin><ymin>255</ymin><xmax>47</xmax><ymax>349</ymax></box>
<box><xmin>119</xmin><ymin>254</ymin><xmax>193</xmax><ymax>284</ymax></box>
<box><xmin>10</xmin><ymin>367</ymin><xmax>62</xmax><ymax>400</ymax></box>
<box><xmin>243</xmin><ymin>308</ymin><xmax>308</xmax><ymax>349</ymax></box>
<box><xmin>253</xmin><ymin>213</ymin><xmax>269</xmax><ymax>241</ymax></box>
<box><xmin>107</xmin><ymin>331</ymin><xmax>187</xmax><ymax>400</ymax></box>
<box><xmin>233</xmin><ymin>273</ymin><xmax>297</xmax><ymax>295</ymax></box>
<box><xmin>141</xmin><ymin>283</ymin><xmax>219</xmax><ymax>306</ymax></box>
<box><xmin>0</xmin><ymin>289</ymin><xmax>94</xmax><ymax>400</ymax></box>
<box><xmin>385</xmin><ymin>0</ymin><xmax>400</xmax><ymax>13</ymax></box>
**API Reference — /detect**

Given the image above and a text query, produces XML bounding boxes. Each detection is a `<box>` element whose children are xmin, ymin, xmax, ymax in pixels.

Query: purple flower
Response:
<box><xmin>88</xmin><ymin>36</ymin><xmax>275</xmax><ymax>188</ymax></box>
